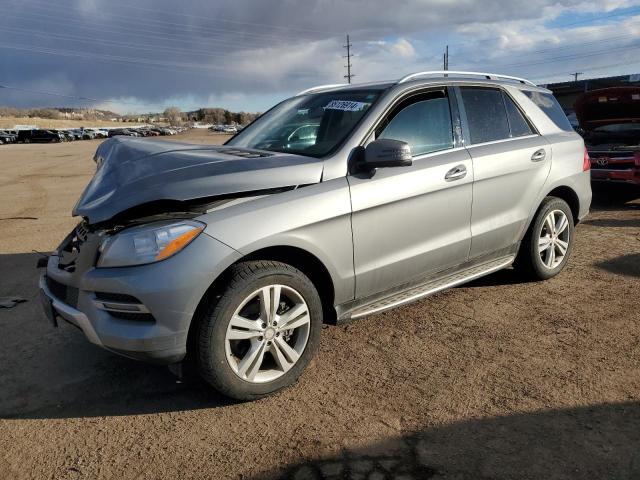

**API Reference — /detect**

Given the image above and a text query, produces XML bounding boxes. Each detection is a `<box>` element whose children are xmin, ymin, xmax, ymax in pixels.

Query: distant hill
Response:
<box><xmin>0</xmin><ymin>106</ymin><xmax>262</xmax><ymax>127</ymax></box>
<box><xmin>185</xmin><ymin>108</ymin><xmax>260</xmax><ymax>125</ymax></box>
<box><xmin>0</xmin><ymin>107</ymin><xmax>121</xmax><ymax>121</ymax></box>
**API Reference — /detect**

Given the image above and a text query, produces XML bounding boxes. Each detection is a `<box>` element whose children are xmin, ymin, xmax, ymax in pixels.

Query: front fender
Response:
<box><xmin>199</xmin><ymin>178</ymin><xmax>355</xmax><ymax>305</ymax></box>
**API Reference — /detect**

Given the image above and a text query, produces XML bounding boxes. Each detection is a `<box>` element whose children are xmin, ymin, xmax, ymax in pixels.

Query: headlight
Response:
<box><xmin>98</xmin><ymin>220</ymin><xmax>205</xmax><ymax>268</ymax></box>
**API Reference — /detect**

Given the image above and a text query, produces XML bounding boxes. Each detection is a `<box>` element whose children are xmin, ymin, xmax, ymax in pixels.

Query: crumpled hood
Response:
<box><xmin>575</xmin><ymin>87</ymin><xmax>640</xmax><ymax>131</ymax></box>
<box><xmin>74</xmin><ymin>136</ymin><xmax>323</xmax><ymax>224</ymax></box>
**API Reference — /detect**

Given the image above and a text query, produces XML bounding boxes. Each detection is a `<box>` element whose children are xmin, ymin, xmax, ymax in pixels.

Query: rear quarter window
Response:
<box><xmin>523</xmin><ymin>90</ymin><xmax>573</xmax><ymax>132</ymax></box>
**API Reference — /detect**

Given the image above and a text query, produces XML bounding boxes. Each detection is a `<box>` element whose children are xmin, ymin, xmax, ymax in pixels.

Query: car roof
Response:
<box><xmin>297</xmin><ymin>71</ymin><xmax>551</xmax><ymax>97</ymax></box>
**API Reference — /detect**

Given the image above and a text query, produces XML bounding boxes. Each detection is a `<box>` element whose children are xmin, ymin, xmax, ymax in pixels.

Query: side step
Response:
<box><xmin>348</xmin><ymin>255</ymin><xmax>515</xmax><ymax>320</ymax></box>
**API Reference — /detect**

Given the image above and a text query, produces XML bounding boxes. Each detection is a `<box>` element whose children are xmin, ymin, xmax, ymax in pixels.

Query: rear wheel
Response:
<box><xmin>515</xmin><ymin>197</ymin><xmax>575</xmax><ymax>280</ymax></box>
<box><xmin>197</xmin><ymin>261</ymin><xmax>323</xmax><ymax>400</ymax></box>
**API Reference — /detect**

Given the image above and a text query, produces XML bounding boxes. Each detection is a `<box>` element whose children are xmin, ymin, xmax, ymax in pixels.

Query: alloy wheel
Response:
<box><xmin>224</xmin><ymin>284</ymin><xmax>311</xmax><ymax>383</ymax></box>
<box><xmin>538</xmin><ymin>209</ymin><xmax>570</xmax><ymax>269</ymax></box>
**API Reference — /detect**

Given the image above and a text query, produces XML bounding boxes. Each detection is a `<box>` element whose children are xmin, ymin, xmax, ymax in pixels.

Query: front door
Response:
<box><xmin>348</xmin><ymin>88</ymin><xmax>473</xmax><ymax>299</ymax></box>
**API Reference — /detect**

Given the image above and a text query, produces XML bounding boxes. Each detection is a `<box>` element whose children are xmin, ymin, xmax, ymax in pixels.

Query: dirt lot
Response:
<box><xmin>0</xmin><ymin>130</ymin><xmax>639</xmax><ymax>479</ymax></box>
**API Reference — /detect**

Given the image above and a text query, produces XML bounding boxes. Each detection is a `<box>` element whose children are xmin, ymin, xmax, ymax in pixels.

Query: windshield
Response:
<box><xmin>227</xmin><ymin>89</ymin><xmax>382</xmax><ymax>157</ymax></box>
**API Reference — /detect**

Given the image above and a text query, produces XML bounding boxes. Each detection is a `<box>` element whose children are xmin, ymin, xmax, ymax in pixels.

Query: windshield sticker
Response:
<box><xmin>297</xmin><ymin>109</ymin><xmax>309</xmax><ymax>115</ymax></box>
<box><xmin>324</xmin><ymin>100</ymin><xmax>369</xmax><ymax>112</ymax></box>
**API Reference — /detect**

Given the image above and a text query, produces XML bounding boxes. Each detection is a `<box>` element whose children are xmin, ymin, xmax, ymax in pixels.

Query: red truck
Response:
<box><xmin>576</xmin><ymin>87</ymin><xmax>640</xmax><ymax>186</ymax></box>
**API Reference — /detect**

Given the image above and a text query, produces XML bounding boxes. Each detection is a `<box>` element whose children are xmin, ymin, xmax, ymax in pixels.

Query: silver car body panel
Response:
<box><xmin>74</xmin><ymin>137</ymin><xmax>324</xmax><ymax>224</ymax></box>
<box><xmin>199</xmin><ymin>178</ymin><xmax>355</xmax><ymax>305</ymax></box>
<box><xmin>42</xmin><ymin>73</ymin><xmax>592</xmax><ymax>364</ymax></box>
<box><xmin>348</xmin><ymin>147</ymin><xmax>473</xmax><ymax>298</ymax></box>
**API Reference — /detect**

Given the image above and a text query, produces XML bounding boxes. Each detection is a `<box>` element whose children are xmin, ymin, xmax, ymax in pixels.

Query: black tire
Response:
<box><xmin>515</xmin><ymin>196</ymin><xmax>575</xmax><ymax>280</ymax></box>
<box><xmin>197</xmin><ymin>260</ymin><xmax>323</xmax><ymax>401</ymax></box>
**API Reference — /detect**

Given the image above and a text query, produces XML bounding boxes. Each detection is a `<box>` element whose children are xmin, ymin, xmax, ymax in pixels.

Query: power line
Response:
<box><xmin>42</xmin><ymin>0</ymin><xmax>337</xmax><ymax>36</ymax></box>
<box><xmin>531</xmin><ymin>61</ymin><xmax>640</xmax><ymax>84</ymax></box>
<box><xmin>446</xmin><ymin>7</ymin><xmax>640</xmax><ymax>50</ymax></box>
<box><xmin>343</xmin><ymin>34</ymin><xmax>354</xmax><ymax>84</ymax></box>
<box><xmin>0</xmin><ymin>84</ymin><xmax>158</xmax><ymax>107</ymax></box>
<box><xmin>569</xmin><ymin>72</ymin><xmax>583</xmax><ymax>81</ymax></box>
<box><xmin>1</xmin><ymin>11</ymin><xmax>294</xmax><ymax>49</ymax></box>
<box><xmin>20</xmin><ymin>0</ymin><xmax>328</xmax><ymax>42</ymax></box>
<box><xmin>469</xmin><ymin>41</ymin><xmax>640</xmax><ymax>71</ymax></box>
<box><xmin>0</xmin><ymin>26</ymin><xmax>245</xmax><ymax>60</ymax></box>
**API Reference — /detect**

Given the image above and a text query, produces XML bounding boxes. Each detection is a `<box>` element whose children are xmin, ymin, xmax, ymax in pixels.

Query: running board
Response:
<box><xmin>347</xmin><ymin>255</ymin><xmax>515</xmax><ymax>320</ymax></box>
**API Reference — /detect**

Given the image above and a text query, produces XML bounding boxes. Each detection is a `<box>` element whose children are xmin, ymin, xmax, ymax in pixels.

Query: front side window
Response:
<box><xmin>460</xmin><ymin>87</ymin><xmax>511</xmax><ymax>144</ymax></box>
<box><xmin>376</xmin><ymin>90</ymin><xmax>454</xmax><ymax>156</ymax></box>
<box><xmin>227</xmin><ymin>89</ymin><xmax>382</xmax><ymax>157</ymax></box>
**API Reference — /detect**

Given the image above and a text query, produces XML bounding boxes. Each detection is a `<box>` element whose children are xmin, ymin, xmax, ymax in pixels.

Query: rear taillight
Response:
<box><xmin>583</xmin><ymin>147</ymin><xmax>591</xmax><ymax>171</ymax></box>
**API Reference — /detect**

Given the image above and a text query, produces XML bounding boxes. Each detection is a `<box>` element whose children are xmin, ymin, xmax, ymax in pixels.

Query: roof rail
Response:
<box><xmin>397</xmin><ymin>71</ymin><xmax>537</xmax><ymax>87</ymax></box>
<box><xmin>296</xmin><ymin>83</ymin><xmax>348</xmax><ymax>96</ymax></box>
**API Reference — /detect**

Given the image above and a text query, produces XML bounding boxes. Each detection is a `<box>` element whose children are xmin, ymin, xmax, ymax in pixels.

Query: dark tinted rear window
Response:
<box><xmin>460</xmin><ymin>87</ymin><xmax>510</xmax><ymax>144</ymax></box>
<box><xmin>523</xmin><ymin>90</ymin><xmax>573</xmax><ymax>132</ymax></box>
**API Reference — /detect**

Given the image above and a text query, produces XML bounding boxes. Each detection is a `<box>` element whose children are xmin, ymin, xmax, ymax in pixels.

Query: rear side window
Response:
<box><xmin>460</xmin><ymin>87</ymin><xmax>510</xmax><ymax>144</ymax></box>
<box><xmin>523</xmin><ymin>90</ymin><xmax>573</xmax><ymax>132</ymax></box>
<box><xmin>377</xmin><ymin>90</ymin><xmax>454</xmax><ymax>156</ymax></box>
<box><xmin>502</xmin><ymin>92</ymin><xmax>535</xmax><ymax>137</ymax></box>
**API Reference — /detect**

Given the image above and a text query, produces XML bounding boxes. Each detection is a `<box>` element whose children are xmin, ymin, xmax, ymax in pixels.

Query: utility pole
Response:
<box><xmin>570</xmin><ymin>72</ymin><xmax>583</xmax><ymax>82</ymax></box>
<box><xmin>443</xmin><ymin>45</ymin><xmax>449</xmax><ymax>70</ymax></box>
<box><xmin>343</xmin><ymin>34</ymin><xmax>354</xmax><ymax>84</ymax></box>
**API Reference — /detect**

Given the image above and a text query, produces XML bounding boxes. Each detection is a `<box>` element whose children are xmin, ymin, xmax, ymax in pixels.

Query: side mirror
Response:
<box><xmin>363</xmin><ymin>139</ymin><xmax>413</xmax><ymax>169</ymax></box>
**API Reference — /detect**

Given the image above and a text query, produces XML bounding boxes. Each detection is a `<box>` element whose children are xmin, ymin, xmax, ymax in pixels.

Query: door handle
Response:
<box><xmin>445</xmin><ymin>164</ymin><xmax>467</xmax><ymax>181</ymax></box>
<box><xmin>531</xmin><ymin>149</ymin><xmax>546</xmax><ymax>162</ymax></box>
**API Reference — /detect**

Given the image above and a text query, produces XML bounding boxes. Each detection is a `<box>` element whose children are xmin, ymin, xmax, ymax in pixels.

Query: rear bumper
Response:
<box><xmin>40</xmin><ymin>231</ymin><xmax>241</xmax><ymax>364</ymax></box>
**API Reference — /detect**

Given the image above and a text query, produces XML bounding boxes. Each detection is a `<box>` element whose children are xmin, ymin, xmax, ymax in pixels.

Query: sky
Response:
<box><xmin>1</xmin><ymin>0</ymin><xmax>640</xmax><ymax>114</ymax></box>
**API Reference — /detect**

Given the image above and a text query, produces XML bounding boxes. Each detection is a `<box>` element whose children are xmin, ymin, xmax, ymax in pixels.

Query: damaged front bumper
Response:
<box><xmin>39</xmin><ymin>223</ymin><xmax>241</xmax><ymax>364</ymax></box>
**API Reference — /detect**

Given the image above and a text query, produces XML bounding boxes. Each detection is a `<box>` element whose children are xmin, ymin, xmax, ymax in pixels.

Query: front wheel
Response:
<box><xmin>196</xmin><ymin>261</ymin><xmax>323</xmax><ymax>401</ymax></box>
<box><xmin>515</xmin><ymin>196</ymin><xmax>575</xmax><ymax>280</ymax></box>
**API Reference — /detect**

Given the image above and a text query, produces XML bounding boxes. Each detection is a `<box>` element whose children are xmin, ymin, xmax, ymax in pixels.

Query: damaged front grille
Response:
<box><xmin>57</xmin><ymin>222</ymin><xmax>90</xmax><ymax>272</ymax></box>
<box><xmin>46</xmin><ymin>276</ymin><xmax>79</xmax><ymax>308</ymax></box>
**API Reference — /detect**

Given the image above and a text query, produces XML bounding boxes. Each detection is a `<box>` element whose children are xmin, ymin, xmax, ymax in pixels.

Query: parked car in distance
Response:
<box><xmin>18</xmin><ymin>129</ymin><xmax>65</xmax><ymax>143</ymax></box>
<box><xmin>576</xmin><ymin>87</ymin><xmax>640</xmax><ymax>186</ymax></box>
<box><xmin>86</xmin><ymin>128</ymin><xmax>108</xmax><ymax>139</ymax></box>
<box><xmin>59</xmin><ymin>130</ymin><xmax>76</xmax><ymax>142</ymax></box>
<box><xmin>223</xmin><ymin>126</ymin><xmax>237</xmax><ymax>134</ymax></box>
<box><xmin>0</xmin><ymin>130</ymin><xmax>18</xmax><ymax>144</ymax></box>
<box><xmin>80</xmin><ymin>129</ymin><xmax>96</xmax><ymax>140</ymax></box>
<box><xmin>108</xmin><ymin>128</ymin><xmax>137</xmax><ymax>138</ymax></box>
<box><xmin>40</xmin><ymin>71</ymin><xmax>591</xmax><ymax>401</ymax></box>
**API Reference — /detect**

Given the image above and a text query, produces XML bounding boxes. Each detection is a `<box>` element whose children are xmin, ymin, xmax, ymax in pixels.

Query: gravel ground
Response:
<box><xmin>0</xmin><ymin>131</ymin><xmax>638</xmax><ymax>479</ymax></box>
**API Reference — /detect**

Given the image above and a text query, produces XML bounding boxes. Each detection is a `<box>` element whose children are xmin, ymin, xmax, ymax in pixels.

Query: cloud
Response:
<box><xmin>1</xmin><ymin>0</ymin><xmax>639</xmax><ymax>112</ymax></box>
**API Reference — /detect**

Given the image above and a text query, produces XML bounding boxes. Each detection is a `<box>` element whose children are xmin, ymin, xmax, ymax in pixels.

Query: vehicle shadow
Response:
<box><xmin>257</xmin><ymin>401</ymin><xmax>640</xmax><ymax>479</ymax></box>
<box><xmin>583</xmin><ymin>218</ymin><xmax>640</xmax><ymax>228</ymax></box>
<box><xmin>0</xmin><ymin>252</ymin><xmax>231</xmax><ymax>419</ymax></box>
<box><xmin>596</xmin><ymin>253</ymin><xmax>640</xmax><ymax>278</ymax></box>
<box><xmin>590</xmin><ymin>183</ymin><xmax>640</xmax><ymax>211</ymax></box>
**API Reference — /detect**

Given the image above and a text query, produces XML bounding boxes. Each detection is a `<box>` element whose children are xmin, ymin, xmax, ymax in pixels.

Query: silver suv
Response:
<box><xmin>40</xmin><ymin>71</ymin><xmax>592</xmax><ymax>400</ymax></box>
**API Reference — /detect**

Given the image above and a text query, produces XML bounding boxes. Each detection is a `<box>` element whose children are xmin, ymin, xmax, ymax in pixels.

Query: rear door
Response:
<box><xmin>348</xmin><ymin>87</ymin><xmax>473</xmax><ymax>298</ymax></box>
<box><xmin>457</xmin><ymin>86</ymin><xmax>551</xmax><ymax>260</ymax></box>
